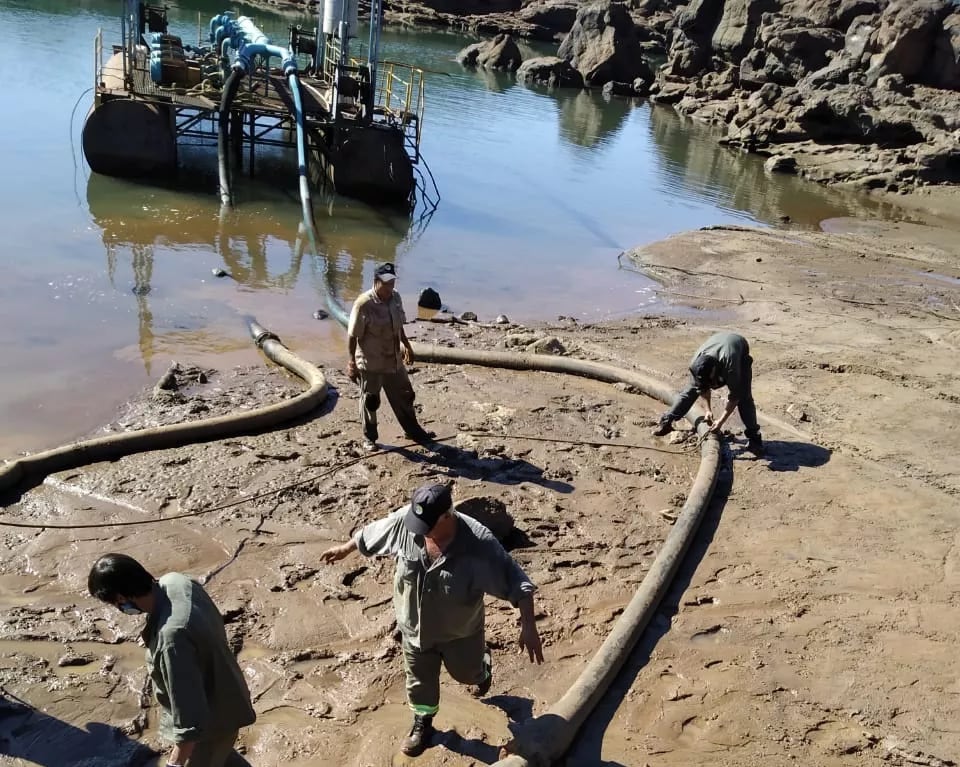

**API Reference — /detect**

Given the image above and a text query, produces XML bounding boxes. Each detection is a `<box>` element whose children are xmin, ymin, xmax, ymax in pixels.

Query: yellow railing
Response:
<box><xmin>94</xmin><ymin>28</ymin><xmax>103</xmax><ymax>92</ymax></box>
<box><xmin>376</xmin><ymin>61</ymin><xmax>425</xmax><ymax>152</ymax></box>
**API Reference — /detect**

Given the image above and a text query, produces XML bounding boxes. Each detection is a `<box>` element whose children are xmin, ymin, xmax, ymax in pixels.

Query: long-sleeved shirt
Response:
<box><xmin>354</xmin><ymin>509</ymin><xmax>537</xmax><ymax>650</ymax></box>
<box><xmin>142</xmin><ymin>573</ymin><xmax>256</xmax><ymax>744</ymax></box>
<box><xmin>690</xmin><ymin>332</ymin><xmax>750</xmax><ymax>398</ymax></box>
<box><xmin>348</xmin><ymin>288</ymin><xmax>407</xmax><ymax>373</ymax></box>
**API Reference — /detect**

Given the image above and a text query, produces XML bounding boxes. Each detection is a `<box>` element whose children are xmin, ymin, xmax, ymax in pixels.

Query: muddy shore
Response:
<box><xmin>2</xmin><ymin>199</ymin><xmax>960</xmax><ymax>766</ymax></box>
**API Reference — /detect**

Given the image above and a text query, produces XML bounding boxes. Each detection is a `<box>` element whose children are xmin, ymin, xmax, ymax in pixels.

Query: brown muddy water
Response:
<box><xmin>0</xmin><ymin>0</ymin><xmax>907</xmax><ymax>458</ymax></box>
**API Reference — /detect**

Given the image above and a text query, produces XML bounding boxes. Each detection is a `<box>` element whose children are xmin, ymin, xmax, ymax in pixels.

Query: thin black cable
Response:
<box><xmin>70</xmin><ymin>86</ymin><xmax>94</xmax><ymax>206</ymax></box>
<box><xmin>0</xmin><ymin>432</ymin><xmax>692</xmax><ymax>530</ymax></box>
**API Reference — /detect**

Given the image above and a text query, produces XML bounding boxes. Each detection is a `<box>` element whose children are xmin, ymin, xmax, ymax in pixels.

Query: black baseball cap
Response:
<box><xmin>405</xmin><ymin>483</ymin><xmax>453</xmax><ymax>535</ymax></box>
<box><xmin>375</xmin><ymin>262</ymin><xmax>397</xmax><ymax>282</ymax></box>
<box><xmin>689</xmin><ymin>353</ymin><xmax>717</xmax><ymax>388</ymax></box>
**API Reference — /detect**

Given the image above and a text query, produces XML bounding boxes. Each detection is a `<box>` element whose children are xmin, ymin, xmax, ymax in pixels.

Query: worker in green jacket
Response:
<box><xmin>321</xmin><ymin>482</ymin><xmax>544</xmax><ymax>757</ymax></box>
<box><xmin>653</xmin><ymin>331</ymin><xmax>763</xmax><ymax>455</ymax></box>
<box><xmin>88</xmin><ymin>553</ymin><xmax>256</xmax><ymax>767</ymax></box>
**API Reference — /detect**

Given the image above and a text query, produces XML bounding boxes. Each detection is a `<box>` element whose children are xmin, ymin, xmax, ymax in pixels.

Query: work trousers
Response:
<box><xmin>358</xmin><ymin>368</ymin><xmax>425</xmax><ymax>441</ymax></box>
<box><xmin>665</xmin><ymin>355</ymin><xmax>760</xmax><ymax>439</ymax></box>
<box><xmin>402</xmin><ymin>633</ymin><xmax>487</xmax><ymax>715</ymax></box>
<box><xmin>183</xmin><ymin>730</ymin><xmax>240</xmax><ymax>767</ymax></box>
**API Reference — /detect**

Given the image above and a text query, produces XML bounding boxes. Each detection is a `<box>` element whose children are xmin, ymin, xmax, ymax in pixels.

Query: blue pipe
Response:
<box><xmin>288</xmin><ymin>73</ymin><xmax>314</xmax><ymax>225</ymax></box>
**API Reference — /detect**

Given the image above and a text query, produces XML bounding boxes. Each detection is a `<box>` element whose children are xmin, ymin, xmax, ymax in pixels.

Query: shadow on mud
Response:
<box><xmin>388</xmin><ymin>441</ymin><xmax>576</xmax><ymax>495</ymax></box>
<box><xmin>0</xmin><ymin>690</ymin><xmax>155</xmax><ymax>767</ymax></box>
<box><xmin>739</xmin><ymin>438</ymin><xmax>832</xmax><ymax>472</ymax></box>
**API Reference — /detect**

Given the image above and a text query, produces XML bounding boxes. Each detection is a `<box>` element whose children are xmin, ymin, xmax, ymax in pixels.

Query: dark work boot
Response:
<box><xmin>401</xmin><ymin>714</ymin><xmax>435</xmax><ymax>757</ymax></box>
<box><xmin>469</xmin><ymin>650</ymin><xmax>492</xmax><ymax>698</ymax></box>
<box><xmin>652</xmin><ymin>417</ymin><xmax>673</xmax><ymax>437</ymax></box>
<box><xmin>746</xmin><ymin>435</ymin><xmax>764</xmax><ymax>457</ymax></box>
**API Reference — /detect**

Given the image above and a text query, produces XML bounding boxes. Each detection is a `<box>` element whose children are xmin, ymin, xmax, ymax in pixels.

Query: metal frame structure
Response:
<box><xmin>89</xmin><ymin>2</ymin><xmax>434</xmax><ymax>203</ymax></box>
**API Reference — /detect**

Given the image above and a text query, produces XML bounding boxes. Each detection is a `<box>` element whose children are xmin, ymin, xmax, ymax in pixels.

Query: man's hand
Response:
<box><xmin>167</xmin><ymin>740</ymin><xmax>195</xmax><ymax>767</ymax></box>
<box><xmin>703</xmin><ymin>411</ymin><xmax>714</xmax><ymax>427</ymax></box>
<box><xmin>402</xmin><ymin>344</ymin><xmax>414</xmax><ymax>366</ymax></box>
<box><xmin>346</xmin><ymin>359</ymin><xmax>359</xmax><ymax>383</ymax></box>
<box><xmin>518</xmin><ymin>619</ymin><xmax>544</xmax><ymax>664</ymax></box>
<box><xmin>320</xmin><ymin>542</ymin><xmax>354</xmax><ymax>564</ymax></box>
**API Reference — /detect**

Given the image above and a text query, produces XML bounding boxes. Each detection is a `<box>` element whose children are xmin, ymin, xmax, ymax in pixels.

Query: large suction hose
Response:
<box><xmin>415</xmin><ymin>345</ymin><xmax>718</xmax><ymax>767</ymax></box>
<box><xmin>289</xmin><ymin>73</ymin><xmax>314</xmax><ymax>226</ymax></box>
<box><xmin>218</xmin><ymin>67</ymin><xmax>243</xmax><ymax>208</ymax></box>
<box><xmin>0</xmin><ymin>319</ymin><xmax>328</xmax><ymax>496</ymax></box>
<box><xmin>314</xmin><ymin>278</ymin><xmax>718</xmax><ymax>765</ymax></box>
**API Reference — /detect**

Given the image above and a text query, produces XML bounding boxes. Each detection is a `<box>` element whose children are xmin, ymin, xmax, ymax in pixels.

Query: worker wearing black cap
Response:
<box><xmin>320</xmin><ymin>482</ymin><xmax>544</xmax><ymax>757</ymax></box>
<box><xmin>346</xmin><ymin>261</ymin><xmax>435</xmax><ymax>451</ymax></box>
<box><xmin>653</xmin><ymin>331</ymin><xmax>763</xmax><ymax>455</ymax></box>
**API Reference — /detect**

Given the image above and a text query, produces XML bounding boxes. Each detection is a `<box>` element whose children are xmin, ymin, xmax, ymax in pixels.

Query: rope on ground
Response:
<box><xmin>0</xmin><ymin>429</ymin><xmax>693</xmax><ymax>530</ymax></box>
<box><xmin>617</xmin><ymin>251</ymin><xmax>768</xmax><ymax>284</ymax></box>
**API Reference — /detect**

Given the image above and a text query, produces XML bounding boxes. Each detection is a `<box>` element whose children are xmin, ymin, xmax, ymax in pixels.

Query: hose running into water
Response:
<box><xmin>0</xmin><ymin>319</ymin><xmax>328</xmax><ymax>496</ymax></box>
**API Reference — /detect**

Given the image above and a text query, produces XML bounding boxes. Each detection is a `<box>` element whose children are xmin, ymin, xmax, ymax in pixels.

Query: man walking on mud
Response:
<box><xmin>653</xmin><ymin>330</ymin><xmax>764</xmax><ymax>455</ymax></box>
<box><xmin>347</xmin><ymin>261</ymin><xmax>435</xmax><ymax>452</ymax></box>
<box><xmin>320</xmin><ymin>482</ymin><xmax>544</xmax><ymax>757</ymax></box>
<box><xmin>87</xmin><ymin>554</ymin><xmax>256</xmax><ymax>767</ymax></box>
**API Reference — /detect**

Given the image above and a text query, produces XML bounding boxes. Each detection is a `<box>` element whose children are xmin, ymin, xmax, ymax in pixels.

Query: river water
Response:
<box><xmin>0</xmin><ymin>0</ymin><xmax>897</xmax><ymax>453</ymax></box>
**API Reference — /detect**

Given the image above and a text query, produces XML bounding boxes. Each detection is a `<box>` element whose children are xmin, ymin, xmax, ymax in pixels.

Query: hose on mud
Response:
<box><xmin>3</xmin><ymin>284</ymin><xmax>720</xmax><ymax>767</ymax></box>
<box><xmin>402</xmin><ymin>344</ymin><xmax>720</xmax><ymax>767</ymax></box>
<box><xmin>0</xmin><ymin>318</ymin><xmax>328</xmax><ymax>498</ymax></box>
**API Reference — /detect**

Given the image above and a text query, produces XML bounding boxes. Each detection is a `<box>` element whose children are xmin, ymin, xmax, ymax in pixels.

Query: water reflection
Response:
<box><xmin>557</xmin><ymin>90</ymin><xmax>633</xmax><ymax>150</ymax></box>
<box><xmin>646</xmin><ymin>105</ymin><xmax>886</xmax><ymax>228</ymax></box>
<box><xmin>86</xmin><ymin>172</ymin><xmax>427</xmax><ymax>373</ymax></box>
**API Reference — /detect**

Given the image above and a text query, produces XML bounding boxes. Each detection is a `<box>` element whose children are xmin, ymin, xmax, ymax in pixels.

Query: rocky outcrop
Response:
<box><xmin>516</xmin><ymin>55</ymin><xmax>585</xmax><ymax>87</ymax></box>
<box><xmin>649</xmin><ymin>0</ymin><xmax>960</xmax><ymax>189</ymax></box>
<box><xmin>557</xmin><ymin>1</ymin><xmax>654</xmax><ymax>86</ymax></box>
<box><xmin>456</xmin><ymin>33</ymin><xmax>524</xmax><ymax>70</ymax></box>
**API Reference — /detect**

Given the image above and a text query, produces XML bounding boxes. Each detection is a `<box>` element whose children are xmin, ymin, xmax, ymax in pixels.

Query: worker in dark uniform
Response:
<box><xmin>320</xmin><ymin>482</ymin><xmax>544</xmax><ymax>756</ymax></box>
<box><xmin>653</xmin><ymin>331</ymin><xmax>763</xmax><ymax>455</ymax></box>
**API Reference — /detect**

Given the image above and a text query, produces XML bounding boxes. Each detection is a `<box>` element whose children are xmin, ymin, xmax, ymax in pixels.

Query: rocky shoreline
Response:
<box><xmin>251</xmin><ymin>0</ymin><xmax>960</xmax><ymax>191</ymax></box>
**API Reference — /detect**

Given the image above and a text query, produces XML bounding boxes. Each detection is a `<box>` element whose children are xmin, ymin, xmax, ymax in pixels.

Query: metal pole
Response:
<box><xmin>248</xmin><ymin>111</ymin><xmax>255</xmax><ymax>177</ymax></box>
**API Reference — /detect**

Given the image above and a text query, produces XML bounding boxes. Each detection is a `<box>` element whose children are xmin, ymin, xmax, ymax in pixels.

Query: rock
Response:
<box><xmin>58</xmin><ymin>652</ymin><xmax>97</xmax><ymax>667</ymax></box>
<box><xmin>211</xmin><ymin>267</ymin><xmax>229</xmax><ymax>278</ymax></box>
<box><xmin>765</xmin><ymin>154</ymin><xmax>797</xmax><ymax>173</ymax></box>
<box><xmin>518</xmin><ymin>0</ymin><xmax>579</xmax><ymax>33</ymax></box>
<box><xmin>418</xmin><ymin>287</ymin><xmax>442</xmax><ymax>310</ymax></box>
<box><xmin>927</xmin><ymin>12</ymin><xmax>960</xmax><ymax>89</ymax></box>
<box><xmin>711</xmin><ymin>0</ymin><xmax>779</xmax><ymax>61</ymax></box>
<box><xmin>456</xmin><ymin>42</ymin><xmax>484</xmax><ymax>68</ymax></box>
<box><xmin>632</xmin><ymin>76</ymin><xmax>651</xmax><ymax>95</ymax></box>
<box><xmin>865</xmin><ymin>0</ymin><xmax>952</xmax><ymax>84</ymax></box>
<box><xmin>460</xmin><ymin>311</ymin><xmax>478</xmax><ymax>321</ymax></box>
<box><xmin>312</xmin><ymin>309</ymin><xmax>329</xmax><ymax>320</ymax></box>
<box><xmin>504</xmin><ymin>333</ymin><xmax>540</xmax><ymax>348</ymax></box>
<box><xmin>602</xmin><ymin>80</ymin><xmax>636</xmax><ymax>97</ymax></box>
<box><xmin>875</xmin><ymin>73</ymin><xmax>912</xmax><ymax>95</ymax></box>
<box><xmin>456</xmin><ymin>496</ymin><xmax>515</xmax><ymax>540</ymax></box>
<box><xmin>557</xmin><ymin>1</ymin><xmax>654</xmax><ymax>86</ymax></box>
<box><xmin>845</xmin><ymin>14</ymin><xmax>880</xmax><ymax>63</ymax></box>
<box><xmin>527</xmin><ymin>336</ymin><xmax>566</xmax><ymax>354</ymax></box>
<box><xmin>665</xmin><ymin>32</ymin><xmax>711</xmax><ymax>77</ymax></box>
<box><xmin>154</xmin><ymin>362</ymin><xmax>179</xmax><ymax>392</ymax></box>
<box><xmin>516</xmin><ymin>56</ymin><xmax>584</xmax><ymax>87</ymax></box>
<box><xmin>786</xmin><ymin>403</ymin><xmax>809</xmax><ymax>422</ymax></box>
<box><xmin>495</xmin><ymin>314</ymin><xmax>511</xmax><ymax>324</ymax></box>
<box><xmin>457</xmin><ymin>33</ymin><xmax>523</xmax><ymax>71</ymax></box>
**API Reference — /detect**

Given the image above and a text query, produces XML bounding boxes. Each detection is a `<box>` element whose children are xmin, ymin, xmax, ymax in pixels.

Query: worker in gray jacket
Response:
<box><xmin>653</xmin><ymin>331</ymin><xmax>763</xmax><ymax>455</ymax></box>
<box><xmin>87</xmin><ymin>554</ymin><xmax>256</xmax><ymax>767</ymax></box>
<box><xmin>320</xmin><ymin>482</ymin><xmax>544</xmax><ymax>757</ymax></box>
